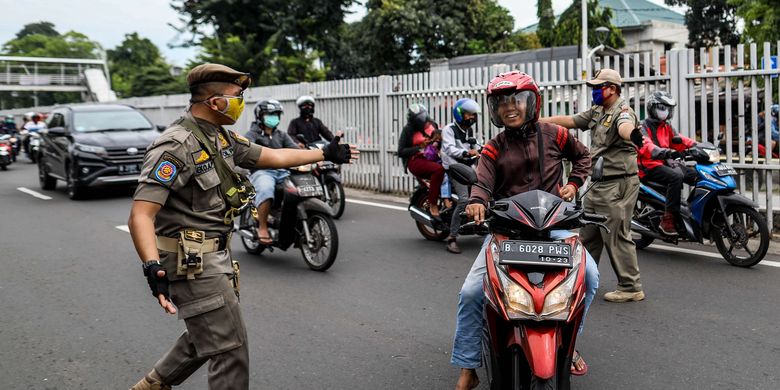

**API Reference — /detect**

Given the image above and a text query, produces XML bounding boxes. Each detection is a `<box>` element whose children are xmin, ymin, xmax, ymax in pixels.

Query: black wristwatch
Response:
<box><xmin>142</xmin><ymin>260</ymin><xmax>162</xmax><ymax>276</ymax></box>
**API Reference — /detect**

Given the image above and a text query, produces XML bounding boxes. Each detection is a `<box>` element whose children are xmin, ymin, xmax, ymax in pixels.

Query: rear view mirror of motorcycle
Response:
<box><xmin>672</xmin><ymin>136</ymin><xmax>683</xmax><ymax>145</ymax></box>
<box><xmin>576</xmin><ymin>157</ymin><xmax>604</xmax><ymax>207</ymax></box>
<box><xmin>467</xmin><ymin>137</ymin><xmax>478</xmax><ymax>145</ymax></box>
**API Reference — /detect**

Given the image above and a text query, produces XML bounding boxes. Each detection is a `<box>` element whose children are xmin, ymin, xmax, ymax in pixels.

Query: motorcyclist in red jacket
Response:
<box><xmin>637</xmin><ymin>91</ymin><xmax>704</xmax><ymax>236</ymax></box>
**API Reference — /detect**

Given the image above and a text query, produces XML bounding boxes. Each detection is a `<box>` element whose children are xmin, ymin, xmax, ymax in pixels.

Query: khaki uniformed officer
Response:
<box><xmin>128</xmin><ymin>63</ymin><xmax>356</xmax><ymax>390</ymax></box>
<box><xmin>540</xmin><ymin>68</ymin><xmax>646</xmax><ymax>303</ymax></box>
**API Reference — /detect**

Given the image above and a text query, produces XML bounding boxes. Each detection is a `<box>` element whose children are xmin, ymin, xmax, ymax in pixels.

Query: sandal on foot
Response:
<box><xmin>570</xmin><ymin>350</ymin><xmax>589</xmax><ymax>376</ymax></box>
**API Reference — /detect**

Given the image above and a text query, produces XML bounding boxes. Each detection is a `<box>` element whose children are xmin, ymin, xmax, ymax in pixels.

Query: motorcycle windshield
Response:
<box><xmin>493</xmin><ymin>190</ymin><xmax>578</xmax><ymax>232</ymax></box>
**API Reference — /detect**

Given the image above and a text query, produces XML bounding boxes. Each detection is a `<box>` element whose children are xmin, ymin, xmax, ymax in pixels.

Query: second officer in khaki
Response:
<box><xmin>540</xmin><ymin>68</ymin><xmax>646</xmax><ymax>303</ymax></box>
<box><xmin>128</xmin><ymin>63</ymin><xmax>356</xmax><ymax>390</ymax></box>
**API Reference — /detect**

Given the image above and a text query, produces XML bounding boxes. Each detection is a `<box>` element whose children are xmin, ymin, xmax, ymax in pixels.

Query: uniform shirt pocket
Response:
<box><xmin>193</xmin><ymin>170</ymin><xmax>223</xmax><ymax>211</ymax></box>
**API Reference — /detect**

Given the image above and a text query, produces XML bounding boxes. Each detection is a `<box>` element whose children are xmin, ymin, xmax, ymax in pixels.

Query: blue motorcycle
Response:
<box><xmin>631</xmin><ymin>141</ymin><xmax>769</xmax><ymax>267</ymax></box>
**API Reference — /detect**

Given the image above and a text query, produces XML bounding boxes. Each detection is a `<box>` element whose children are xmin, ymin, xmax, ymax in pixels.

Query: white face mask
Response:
<box><xmin>656</xmin><ymin>107</ymin><xmax>670</xmax><ymax>121</ymax></box>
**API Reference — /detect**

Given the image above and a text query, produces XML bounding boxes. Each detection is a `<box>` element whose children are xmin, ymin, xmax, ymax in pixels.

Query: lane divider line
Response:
<box><xmin>646</xmin><ymin>244</ymin><xmax>780</xmax><ymax>268</ymax></box>
<box><xmin>116</xmin><ymin>225</ymin><xmax>130</xmax><ymax>233</ymax></box>
<box><xmin>17</xmin><ymin>187</ymin><xmax>52</xmax><ymax>200</ymax></box>
<box><xmin>346</xmin><ymin>198</ymin><xmax>407</xmax><ymax>211</ymax></box>
<box><xmin>348</xmin><ymin>197</ymin><xmax>780</xmax><ymax>268</ymax></box>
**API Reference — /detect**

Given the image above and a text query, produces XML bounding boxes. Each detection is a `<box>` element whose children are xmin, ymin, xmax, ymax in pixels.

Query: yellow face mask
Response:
<box><xmin>212</xmin><ymin>95</ymin><xmax>245</xmax><ymax>124</ymax></box>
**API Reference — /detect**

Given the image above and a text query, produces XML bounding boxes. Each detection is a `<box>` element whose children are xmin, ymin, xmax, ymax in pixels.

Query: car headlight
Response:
<box><xmin>498</xmin><ymin>269</ymin><xmax>535</xmax><ymax>317</ymax></box>
<box><xmin>706</xmin><ymin>148</ymin><xmax>720</xmax><ymax>163</ymax></box>
<box><xmin>74</xmin><ymin>143</ymin><xmax>108</xmax><ymax>156</ymax></box>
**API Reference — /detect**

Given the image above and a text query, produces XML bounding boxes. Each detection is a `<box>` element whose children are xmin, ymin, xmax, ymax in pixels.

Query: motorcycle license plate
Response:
<box><xmin>715</xmin><ymin>164</ymin><xmax>737</xmax><ymax>177</ymax></box>
<box><xmin>118</xmin><ymin>164</ymin><xmax>140</xmax><ymax>174</ymax></box>
<box><xmin>499</xmin><ymin>240</ymin><xmax>573</xmax><ymax>268</ymax></box>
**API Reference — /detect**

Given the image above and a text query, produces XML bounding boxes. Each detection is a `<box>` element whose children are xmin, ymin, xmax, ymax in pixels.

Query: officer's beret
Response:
<box><xmin>187</xmin><ymin>63</ymin><xmax>251</xmax><ymax>90</ymax></box>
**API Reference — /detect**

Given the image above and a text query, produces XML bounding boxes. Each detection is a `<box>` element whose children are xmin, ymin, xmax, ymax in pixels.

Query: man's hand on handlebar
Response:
<box><xmin>466</xmin><ymin>203</ymin><xmax>486</xmax><ymax>225</ymax></box>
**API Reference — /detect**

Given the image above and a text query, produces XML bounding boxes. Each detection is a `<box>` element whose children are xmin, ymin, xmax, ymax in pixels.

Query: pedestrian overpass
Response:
<box><xmin>0</xmin><ymin>56</ymin><xmax>116</xmax><ymax>102</ymax></box>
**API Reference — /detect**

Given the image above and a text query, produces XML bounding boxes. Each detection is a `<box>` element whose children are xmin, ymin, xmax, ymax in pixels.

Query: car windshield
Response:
<box><xmin>73</xmin><ymin>110</ymin><xmax>153</xmax><ymax>132</ymax></box>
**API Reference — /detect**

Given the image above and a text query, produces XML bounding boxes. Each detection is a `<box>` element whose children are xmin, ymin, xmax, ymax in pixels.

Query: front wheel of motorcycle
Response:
<box><xmin>300</xmin><ymin>212</ymin><xmax>338</xmax><ymax>271</ymax></box>
<box><xmin>530</xmin><ymin>375</ymin><xmax>557</xmax><ymax>390</ymax></box>
<box><xmin>239</xmin><ymin>208</ymin><xmax>265</xmax><ymax>255</ymax></box>
<box><xmin>326</xmin><ymin>180</ymin><xmax>346</xmax><ymax>219</ymax></box>
<box><xmin>712</xmin><ymin>205</ymin><xmax>769</xmax><ymax>267</ymax></box>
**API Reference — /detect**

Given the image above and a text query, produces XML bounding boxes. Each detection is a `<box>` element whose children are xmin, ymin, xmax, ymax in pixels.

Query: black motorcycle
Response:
<box><xmin>233</xmin><ymin>164</ymin><xmax>339</xmax><ymax>271</ymax></box>
<box><xmin>297</xmin><ymin>136</ymin><xmax>346</xmax><ymax>219</ymax></box>
<box><xmin>408</xmin><ymin>138</ymin><xmax>481</xmax><ymax>241</ymax></box>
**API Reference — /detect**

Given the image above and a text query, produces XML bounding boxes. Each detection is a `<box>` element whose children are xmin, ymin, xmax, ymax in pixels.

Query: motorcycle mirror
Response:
<box><xmin>671</xmin><ymin>136</ymin><xmax>683</xmax><ymax>145</ymax></box>
<box><xmin>47</xmin><ymin>127</ymin><xmax>67</xmax><ymax>136</ymax></box>
<box><xmin>156</xmin><ymin>124</ymin><xmax>166</xmax><ymax>132</ymax></box>
<box><xmin>467</xmin><ymin>137</ymin><xmax>478</xmax><ymax>145</ymax></box>
<box><xmin>449</xmin><ymin>163</ymin><xmax>477</xmax><ymax>185</ymax></box>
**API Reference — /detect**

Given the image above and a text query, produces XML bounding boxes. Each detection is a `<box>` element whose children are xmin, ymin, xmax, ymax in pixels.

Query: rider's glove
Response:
<box><xmin>656</xmin><ymin>148</ymin><xmax>682</xmax><ymax>160</ymax></box>
<box><xmin>630</xmin><ymin>127</ymin><xmax>645</xmax><ymax>148</ymax></box>
<box><xmin>143</xmin><ymin>261</ymin><xmax>170</xmax><ymax>299</ymax></box>
<box><xmin>322</xmin><ymin>136</ymin><xmax>351</xmax><ymax>164</ymax></box>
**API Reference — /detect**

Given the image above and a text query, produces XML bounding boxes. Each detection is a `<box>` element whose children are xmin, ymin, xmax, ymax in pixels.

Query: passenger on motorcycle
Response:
<box><xmin>441</xmin><ymin>98</ymin><xmax>481</xmax><ymax>254</ymax></box>
<box><xmin>453</xmin><ymin>71</ymin><xmax>598</xmax><ymax>390</ymax></box>
<box><xmin>398</xmin><ymin>103</ymin><xmax>446</xmax><ymax>218</ymax></box>
<box><xmin>287</xmin><ymin>95</ymin><xmax>335</xmax><ymax>147</ymax></box>
<box><xmin>245</xmin><ymin>99</ymin><xmax>301</xmax><ymax>244</ymax></box>
<box><xmin>637</xmin><ymin>91</ymin><xmax>706</xmax><ymax>236</ymax></box>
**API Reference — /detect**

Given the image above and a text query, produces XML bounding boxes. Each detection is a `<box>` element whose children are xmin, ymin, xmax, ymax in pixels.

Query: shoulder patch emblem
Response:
<box><xmin>218</xmin><ymin>133</ymin><xmax>230</xmax><ymax>148</ymax></box>
<box><xmin>229</xmin><ymin>131</ymin><xmax>250</xmax><ymax>145</ymax></box>
<box><xmin>619</xmin><ymin>112</ymin><xmax>631</xmax><ymax>120</ymax></box>
<box><xmin>150</xmin><ymin>152</ymin><xmax>183</xmax><ymax>184</ymax></box>
<box><xmin>192</xmin><ymin>150</ymin><xmax>210</xmax><ymax>164</ymax></box>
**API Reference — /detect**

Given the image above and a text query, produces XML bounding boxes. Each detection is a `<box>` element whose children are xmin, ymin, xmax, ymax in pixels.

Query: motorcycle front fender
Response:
<box><xmin>297</xmin><ymin>197</ymin><xmax>333</xmax><ymax>219</ymax></box>
<box><xmin>520</xmin><ymin>326</ymin><xmax>559</xmax><ymax>380</ymax></box>
<box><xmin>717</xmin><ymin>193</ymin><xmax>758</xmax><ymax>211</ymax></box>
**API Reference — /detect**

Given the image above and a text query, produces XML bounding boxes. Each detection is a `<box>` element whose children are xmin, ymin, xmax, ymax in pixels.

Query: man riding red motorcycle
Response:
<box><xmin>452</xmin><ymin>71</ymin><xmax>599</xmax><ymax>389</ymax></box>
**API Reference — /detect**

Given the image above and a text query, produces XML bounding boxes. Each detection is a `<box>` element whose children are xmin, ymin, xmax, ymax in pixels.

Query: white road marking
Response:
<box><xmin>348</xmin><ymin>197</ymin><xmax>780</xmax><ymax>269</ymax></box>
<box><xmin>647</xmin><ymin>244</ymin><xmax>780</xmax><ymax>268</ymax></box>
<box><xmin>346</xmin><ymin>198</ymin><xmax>407</xmax><ymax>211</ymax></box>
<box><xmin>17</xmin><ymin>187</ymin><xmax>52</xmax><ymax>200</ymax></box>
<box><xmin>115</xmin><ymin>225</ymin><xmax>130</xmax><ymax>233</ymax></box>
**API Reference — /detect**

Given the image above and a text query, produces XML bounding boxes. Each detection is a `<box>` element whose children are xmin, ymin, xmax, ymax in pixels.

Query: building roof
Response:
<box><xmin>435</xmin><ymin>46</ymin><xmax>580</xmax><ymax>70</ymax></box>
<box><xmin>521</xmin><ymin>0</ymin><xmax>684</xmax><ymax>33</ymax></box>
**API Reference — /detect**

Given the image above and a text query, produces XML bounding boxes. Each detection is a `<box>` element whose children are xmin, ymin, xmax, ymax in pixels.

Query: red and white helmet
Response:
<box><xmin>486</xmin><ymin>71</ymin><xmax>541</xmax><ymax>128</ymax></box>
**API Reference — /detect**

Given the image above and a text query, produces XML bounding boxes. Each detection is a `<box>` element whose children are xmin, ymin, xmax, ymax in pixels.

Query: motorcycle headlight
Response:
<box><xmin>706</xmin><ymin>148</ymin><xmax>720</xmax><ymax>163</ymax></box>
<box><xmin>498</xmin><ymin>269</ymin><xmax>535</xmax><ymax>317</ymax></box>
<box><xmin>74</xmin><ymin>143</ymin><xmax>108</xmax><ymax>157</ymax></box>
<box><xmin>540</xmin><ymin>242</ymin><xmax>582</xmax><ymax>319</ymax></box>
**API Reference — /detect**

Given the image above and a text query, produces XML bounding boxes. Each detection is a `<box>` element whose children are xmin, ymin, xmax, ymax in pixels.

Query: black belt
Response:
<box><xmin>599</xmin><ymin>172</ymin><xmax>637</xmax><ymax>182</ymax></box>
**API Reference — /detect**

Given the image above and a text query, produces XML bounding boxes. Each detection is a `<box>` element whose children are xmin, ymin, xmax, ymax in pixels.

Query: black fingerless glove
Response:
<box><xmin>143</xmin><ymin>261</ymin><xmax>170</xmax><ymax>299</ymax></box>
<box><xmin>630</xmin><ymin>127</ymin><xmax>644</xmax><ymax>148</ymax></box>
<box><xmin>322</xmin><ymin>136</ymin><xmax>351</xmax><ymax>164</ymax></box>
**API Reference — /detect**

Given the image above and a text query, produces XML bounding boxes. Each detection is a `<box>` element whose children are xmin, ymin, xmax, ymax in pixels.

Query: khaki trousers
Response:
<box><xmin>580</xmin><ymin>175</ymin><xmax>643</xmax><ymax>292</ymax></box>
<box><xmin>153</xmin><ymin>273</ymin><xmax>249</xmax><ymax>389</ymax></box>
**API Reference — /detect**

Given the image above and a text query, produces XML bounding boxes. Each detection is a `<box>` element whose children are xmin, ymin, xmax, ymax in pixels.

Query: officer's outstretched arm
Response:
<box><xmin>539</xmin><ymin>115</ymin><xmax>577</xmax><ymax>129</ymax></box>
<box><xmin>256</xmin><ymin>148</ymin><xmax>327</xmax><ymax>169</ymax></box>
<box><xmin>129</xmin><ymin>200</ymin><xmax>162</xmax><ymax>263</ymax></box>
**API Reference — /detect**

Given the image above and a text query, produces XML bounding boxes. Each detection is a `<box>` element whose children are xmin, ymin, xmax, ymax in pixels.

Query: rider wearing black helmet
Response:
<box><xmin>287</xmin><ymin>95</ymin><xmax>335</xmax><ymax>147</ymax></box>
<box><xmin>245</xmin><ymin>99</ymin><xmax>300</xmax><ymax>244</ymax></box>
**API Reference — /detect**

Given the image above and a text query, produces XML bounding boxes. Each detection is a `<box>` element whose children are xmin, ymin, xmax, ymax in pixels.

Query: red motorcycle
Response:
<box><xmin>451</xmin><ymin>161</ymin><xmax>608</xmax><ymax>390</ymax></box>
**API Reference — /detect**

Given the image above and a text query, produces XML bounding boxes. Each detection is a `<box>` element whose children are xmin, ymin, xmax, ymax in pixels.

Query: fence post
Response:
<box><xmin>377</xmin><ymin>75</ymin><xmax>391</xmax><ymax>192</ymax></box>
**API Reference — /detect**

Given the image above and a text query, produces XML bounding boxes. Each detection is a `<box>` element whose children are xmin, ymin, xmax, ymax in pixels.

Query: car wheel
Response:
<box><xmin>39</xmin><ymin>157</ymin><xmax>57</xmax><ymax>190</ymax></box>
<box><xmin>66</xmin><ymin>163</ymin><xmax>88</xmax><ymax>200</ymax></box>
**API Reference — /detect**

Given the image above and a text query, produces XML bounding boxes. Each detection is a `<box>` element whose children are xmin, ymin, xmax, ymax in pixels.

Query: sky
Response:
<box><xmin>0</xmin><ymin>0</ymin><xmax>684</xmax><ymax>66</ymax></box>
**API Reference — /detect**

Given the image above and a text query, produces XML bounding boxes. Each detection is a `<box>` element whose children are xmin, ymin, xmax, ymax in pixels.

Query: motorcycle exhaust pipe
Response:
<box><xmin>630</xmin><ymin>220</ymin><xmax>662</xmax><ymax>238</ymax></box>
<box><xmin>236</xmin><ymin>228</ymin><xmax>255</xmax><ymax>240</ymax></box>
<box><xmin>409</xmin><ymin>205</ymin><xmax>434</xmax><ymax>228</ymax></box>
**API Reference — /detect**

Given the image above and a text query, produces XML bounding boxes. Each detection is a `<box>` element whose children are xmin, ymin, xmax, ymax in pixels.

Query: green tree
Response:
<box><xmin>729</xmin><ymin>0</ymin><xmax>780</xmax><ymax>43</ymax></box>
<box><xmin>107</xmin><ymin>33</ymin><xmax>186</xmax><ymax>98</ymax></box>
<box><xmin>537</xmin><ymin>0</ymin><xmax>555</xmax><ymax>47</ymax></box>
<box><xmin>172</xmin><ymin>0</ymin><xmax>353</xmax><ymax>85</ymax></box>
<box><xmin>15</xmin><ymin>21</ymin><xmax>59</xmax><ymax>39</ymax></box>
<box><xmin>551</xmin><ymin>0</ymin><xmax>624</xmax><ymax>49</ymax></box>
<box><xmin>0</xmin><ymin>23</ymin><xmax>103</xmax><ymax>108</ymax></box>
<box><xmin>665</xmin><ymin>0</ymin><xmax>739</xmax><ymax>47</ymax></box>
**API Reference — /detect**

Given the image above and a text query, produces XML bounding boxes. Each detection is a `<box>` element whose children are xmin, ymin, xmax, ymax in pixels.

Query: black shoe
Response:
<box><xmin>446</xmin><ymin>238</ymin><xmax>461</xmax><ymax>254</ymax></box>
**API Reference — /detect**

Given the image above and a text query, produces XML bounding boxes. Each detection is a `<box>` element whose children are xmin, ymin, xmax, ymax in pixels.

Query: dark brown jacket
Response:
<box><xmin>471</xmin><ymin>122</ymin><xmax>591</xmax><ymax>203</ymax></box>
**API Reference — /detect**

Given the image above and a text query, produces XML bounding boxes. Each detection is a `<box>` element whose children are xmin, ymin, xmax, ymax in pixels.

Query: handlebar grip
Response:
<box><xmin>583</xmin><ymin>213</ymin><xmax>608</xmax><ymax>223</ymax></box>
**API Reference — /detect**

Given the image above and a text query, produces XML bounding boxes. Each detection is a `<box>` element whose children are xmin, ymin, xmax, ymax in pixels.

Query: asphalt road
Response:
<box><xmin>1</xmin><ymin>160</ymin><xmax>779</xmax><ymax>390</ymax></box>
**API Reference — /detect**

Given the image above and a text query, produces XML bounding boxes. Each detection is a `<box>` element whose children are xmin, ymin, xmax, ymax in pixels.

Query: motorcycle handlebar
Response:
<box><xmin>582</xmin><ymin>213</ymin><xmax>608</xmax><ymax>223</ymax></box>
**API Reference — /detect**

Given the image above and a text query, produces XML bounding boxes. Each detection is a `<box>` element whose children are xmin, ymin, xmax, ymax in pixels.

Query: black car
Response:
<box><xmin>38</xmin><ymin>104</ymin><xmax>161</xmax><ymax>199</ymax></box>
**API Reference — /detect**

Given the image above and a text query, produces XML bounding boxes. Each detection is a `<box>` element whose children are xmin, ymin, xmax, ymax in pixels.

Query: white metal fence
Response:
<box><xmin>3</xmin><ymin>44</ymin><xmax>779</xmax><ymax>229</ymax></box>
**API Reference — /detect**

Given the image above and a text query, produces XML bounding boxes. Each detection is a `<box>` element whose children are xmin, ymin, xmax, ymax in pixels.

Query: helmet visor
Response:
<box><xmin>488</xmin><ymin>91</ymin><xmax>536</xmax><ymax>128</ymax></box>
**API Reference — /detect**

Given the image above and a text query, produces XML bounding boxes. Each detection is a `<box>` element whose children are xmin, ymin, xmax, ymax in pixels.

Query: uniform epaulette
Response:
<box><xmin>228</xmin><ymin>130</ymin><xmax>250</xmax><ymax>146</ymax></box>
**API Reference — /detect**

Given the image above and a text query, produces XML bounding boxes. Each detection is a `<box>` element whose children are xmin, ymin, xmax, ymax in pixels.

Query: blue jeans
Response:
<box><xmin>249</xmin><ymin>169</ymin><xmax>290</xmax><ymax>207</ymax></box>
<box><xmin>441</xmin><ymin>173</ymin><xmax>451</xmax><ymax>199</ymax></box>
<box><xmin>450</xmin><ymin>230</ymin><xmax>599</xmax><ymax>369</ymax></box>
